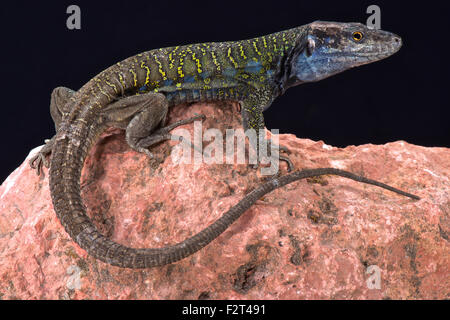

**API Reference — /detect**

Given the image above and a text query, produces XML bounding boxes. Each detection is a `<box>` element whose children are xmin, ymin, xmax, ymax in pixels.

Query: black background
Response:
<box><xmin>1</xmin><ymin>0</ymin><xmax>448</xmax><ymax>183</ymax></box>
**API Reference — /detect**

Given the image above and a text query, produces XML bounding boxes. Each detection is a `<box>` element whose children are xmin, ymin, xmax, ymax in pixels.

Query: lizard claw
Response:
<box><xmin>278</xmin><ymin>146</ymin><xmax>294</xmax><ymax>172</ymax></box>
<box><xmin>279</xmin><ymin>154</ymin><xmax>294</xmax><ymax>172</ymax></box>
<box><xmin>29</xmin><ymin>137</ymin><xmax>55</xmax><ymax>175</ymax></box>
<box><xmin>249</xmin><ymin>143</ymin><xmax>295</xmax><ymax>173</ymax></box>
<box><xmin>29</xmin><ymin>149</ymin><xmax>51</xmax><ymax>175</ymax></box>
<box><xmin>140</xmin><ymin>148</ymin><xmax>155</xmax><ymax>159</ymax></box>
<box><xmin>192</xmin><ymin>112</ymin><xmax>206</xmax><ymax>121</ymax></box>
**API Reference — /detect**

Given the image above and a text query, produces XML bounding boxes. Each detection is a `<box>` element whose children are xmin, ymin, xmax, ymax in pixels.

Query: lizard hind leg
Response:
<box><xmin>102</xmin><ymin>91</ymin><xmax>205</xmax><ymax>157</ymax></box>
<box><xmin>49</xmin><ymin>86</ymin><xmax>76</xmax><ymax>131</ymax></box>
<box><xmin>29</xmin><ymin>86</ymin><xmax>76</xmax><ymax>175</ymax></box>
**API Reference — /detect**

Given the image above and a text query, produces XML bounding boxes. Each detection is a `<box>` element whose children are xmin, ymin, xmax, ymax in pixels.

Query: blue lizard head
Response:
<box><xmin>289</xmin><ymin>21</ymin><xmax>402</xmax><ymax>84</ymax></box>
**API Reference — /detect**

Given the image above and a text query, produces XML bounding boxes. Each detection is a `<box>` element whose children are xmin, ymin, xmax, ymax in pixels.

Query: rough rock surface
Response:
<box><xmin>0</xmin><ymin>101</ymin><xmax>449</xmax><ymax>300</ymax></box>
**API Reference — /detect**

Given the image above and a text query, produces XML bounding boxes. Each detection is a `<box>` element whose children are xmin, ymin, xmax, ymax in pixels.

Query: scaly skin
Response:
<box><xmin>31</xmin><ymin>21</ymin><xmax>417</xmax><ymax>268</ymax></box>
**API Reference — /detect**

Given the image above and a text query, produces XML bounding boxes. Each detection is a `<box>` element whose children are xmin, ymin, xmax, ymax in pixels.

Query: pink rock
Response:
<box><xmin>0</xmin><ymin>101</ymin><xmax>448</xmax><ymax>300</ymax></box>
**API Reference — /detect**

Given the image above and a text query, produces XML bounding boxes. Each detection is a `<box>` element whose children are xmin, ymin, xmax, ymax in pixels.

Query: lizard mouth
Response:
<box><xmin>349</xmin><ymin>35</ymin><xmax>402</xmax><ymax>66</ymax></box>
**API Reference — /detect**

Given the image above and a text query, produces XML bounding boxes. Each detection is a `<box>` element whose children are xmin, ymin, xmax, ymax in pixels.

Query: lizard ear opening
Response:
<box><xmin>305</xmin><ymin>36</ymin><xmax>315</xmax><ymax>57</ymax></box>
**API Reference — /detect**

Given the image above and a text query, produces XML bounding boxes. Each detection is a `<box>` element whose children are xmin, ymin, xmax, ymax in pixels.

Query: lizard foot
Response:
<box><xmin>278</xmin><ymin>145</ymin><xmax>294</xmax><ymax>172</ymax></box>
<box><xmin>29</xmin><ymin>136</ymin><xmax>55</xmax><ymax>175</ymax></box>
<box><xmin>251</xmin><ymin>142</ymin><xmax>294</xmax><ymax>174</ymax></box>
<box><xmin>132</xmin><ymin>113</ymin><xmax>206</xmax><ymax>154</ymax></box>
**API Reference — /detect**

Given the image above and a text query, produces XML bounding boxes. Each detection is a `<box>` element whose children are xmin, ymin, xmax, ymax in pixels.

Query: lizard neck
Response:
<box><xmin>267</xmin><ymin>26</ymin><xmax>309</xmax><ymax>97</ymax></box>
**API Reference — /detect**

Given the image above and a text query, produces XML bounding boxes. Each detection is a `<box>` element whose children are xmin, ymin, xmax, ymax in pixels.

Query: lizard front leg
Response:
<box><xmin>29</xmin><ymin>86</ymin><xmax>75</xmax><ymax>174</ymax></box>
<box><xmin>240</xmin><ymin>92</ymin><xmax>294</xmax><ymax>173</ymax></box>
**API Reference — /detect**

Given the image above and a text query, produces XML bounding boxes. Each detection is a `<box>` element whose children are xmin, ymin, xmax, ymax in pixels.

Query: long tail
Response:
<box><xmin>50</xmin><ymin>122</ymin><xmax>419</xmax><ymax>268</ymax></box>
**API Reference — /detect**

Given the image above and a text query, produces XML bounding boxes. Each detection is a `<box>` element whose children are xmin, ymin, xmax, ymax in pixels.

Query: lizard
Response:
<box><xmin>29</xmin><ymin>21</ymin><xmax>418</xmax><ymax>268</ymax></box>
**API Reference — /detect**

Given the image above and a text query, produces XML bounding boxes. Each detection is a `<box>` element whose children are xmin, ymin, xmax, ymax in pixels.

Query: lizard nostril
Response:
<box><xmin>393</xmin><ymin>36</ymin><xmax>402</xmax><ymax>47</ymax></box>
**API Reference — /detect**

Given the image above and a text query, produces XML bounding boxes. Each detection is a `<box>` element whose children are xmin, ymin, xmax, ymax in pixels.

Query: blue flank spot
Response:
<box><xmin>163</xmin><ymin>79</ymin><xmax>173</xmax><ymax>86</ymax></box>
<box><xmin>165</xmin><ymin>92</ymin><xmax>176</xmax><ymax>101</ymax></box>
<box><xmin>192</xmin><ymin>90</ymin><xmax>200</xmax><ymax>100</ymax></box>
<box><xmin>223</xmin><ymin>67</ymin><xmax>237</xmax><ymax>78</ymax></box>
<box><xmin>245</xmin><ymin>60</ymin><xmax>262</xmax><ymax>74</ymax></box>
<box><xmin>184</xmin><ymin>75</ymin><xmax>195</xmax><ymax>83</ymax></box>
<box><xmin>139</xmin><ymin>85</ymin><xmax>147</xmax><ymax>92</ymax></box>
<box><xmin>200</xmin><ymin>71</ymin><xmax>211</xmax><ymax>79</ymax></box>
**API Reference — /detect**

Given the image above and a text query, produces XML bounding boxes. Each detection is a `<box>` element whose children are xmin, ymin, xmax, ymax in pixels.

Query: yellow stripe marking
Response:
<box><xmin>272</xmin><ymin>36</ymin><xmax>278</xmax><ymax>52</ymax></box>
<box><xmin>169</xmin><ymin>46</ymin><xmax>179</xmax><ymax>69</ymax></box>
<box><xmin>153</xmin><ymin>55</ymin><xmax>167</xmax><ymax>80</ymax></box>
<box><xmin>199</xmin><ymin>45</ymin><xmax>207</xmax><ymax>56</ymax></box>
<box><xmin>238</xmin><ymin>44</ymin><xmax>247</xmax><ymax>60</ymax></box>
<box><xmin>140</xmin><ymin>61</ymin><xmax>151</xmax><ymax>85</ymax></box>
<box><xmin>118</xmin><ymin>73</ymin><xmax>126</xmax><ymax>88</ymax></box>
<box><xmin>129</xmin><ymin>69</ymin><xmax>137</xmax><ymax>87</ymax></box>
<box><xmin>227</xmin><ymin>47</ymin><xmax>238</xmax><ymax>68</ymax></box>
<box><xmin>177</xmin><ymin>55</ymin><xmax>185</xmax><ymax>78</ymax></box>
<box><xmin>252</xmin><ymin>40</ymin><xmax>262</xmax><ymax>56</ymax></box>
<box><xmin>192</xmin><ymin>52</ymin><xmax>202</xmax><ymax>73</ymax></box>
<box><xmin>210</xmin><ymin>51</ymin><xmax>220</xmax><ymax>71</ymax></box>
<box><xmin>96</xmin><ymin>82</ymin><xmax>112</xmax><ymax>100</ymax></box>
<box><xmin>104</xmin><ymin>80</ymin><xmax>118</xmax><ymax>94</ymax></box>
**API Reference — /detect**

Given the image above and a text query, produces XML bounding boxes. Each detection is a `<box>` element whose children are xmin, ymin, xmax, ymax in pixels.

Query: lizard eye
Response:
<box><xmin>352</xmin><ymin>31</ymin><xmax>363</xmax><ymax>41</ymax></box>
